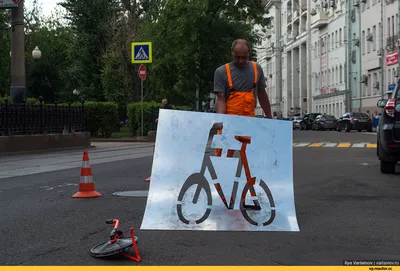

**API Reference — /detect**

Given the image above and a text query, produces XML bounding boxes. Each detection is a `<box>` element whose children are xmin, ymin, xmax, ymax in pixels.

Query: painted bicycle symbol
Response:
<box><xmin>176</xmin><ymin>123</ymin><xmax>276</xmax><ymax>226</ymax></box>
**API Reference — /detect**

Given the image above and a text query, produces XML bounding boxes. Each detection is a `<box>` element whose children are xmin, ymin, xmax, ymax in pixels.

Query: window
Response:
<box><xmin>377</xmin><ymin>71</ymin><xmax>381</xmax><ymax>95</ymax></box>
<box><xmin>340</xmin><ymin>65</ymin><xmax>343</xmax><ymax>83</ymax></box>
<box><xmin>336</xmin><ymin>67</ymin><xmax>339</xmax><ymax>84</ymax></box>
<box><xmin>328</xmin><ymin>35</ymin><xmax>330</xmax><ymax>51</ymax></box>
<box><xmin>336</xmin><ymin>31</ymin><xmax>338</xmax><ymax>48</ymax></box>
<box><xmin>315</xmin><ymin>42</ymin><xmax>318</xmax><ymax>57</ymax></box>
<box><xmin>373</xmin><ymin>73</ymin><xmax>377</xmax><ymax>95</ymax></box>
<box><xmin>392</xmin><ymin>16</ymin><xmax>395</xmax><ymax>37</ymax></box>
<box><xmin>368</xmin><ymin>74</ymin><xmax>371</xmax><ymax>96</ymax></box>
<box><xmin>379</xmin><ymin>22</ymin><xmax>381</xmax><ymax>51</ymax></box>
<box><xmin>367</xmin><ymin>28</ymin><xmax>371</xmax><ymax>53</ymax></box>
<box><xmin>339</xmin><ymin>28</ymin><xmax>342</xmax><ymax>44</ymax></box>
<box><xmin>361</xmin><ymin>31</ymin><xmax>365</xmax><ymax>54</ymax></box>
<box><xmin>372</xmin><ymin>25</ymin><xmax>376</xmax><ymax>51</ymax></box>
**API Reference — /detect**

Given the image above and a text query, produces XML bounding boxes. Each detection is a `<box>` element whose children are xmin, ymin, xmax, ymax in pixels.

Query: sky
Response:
<box><xmin>25</xmin><ymin>0</ymin><xmax>65</xmax><ymax>18</ymax></box>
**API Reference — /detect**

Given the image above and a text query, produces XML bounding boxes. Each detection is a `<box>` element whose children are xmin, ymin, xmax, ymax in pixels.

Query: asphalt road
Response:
<box><xmin>1</xmin><ymin>131</ymin><xmax>400</xmax><ymax>266</ymax></box>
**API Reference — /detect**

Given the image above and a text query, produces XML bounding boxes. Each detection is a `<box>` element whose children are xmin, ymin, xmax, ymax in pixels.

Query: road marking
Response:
<box><xmin>294</xmin><ymin>143</ymin><xmax>311</xmax><ymax>147</ymax></box>
<box><xmin>323</xmin><ymin>143</ymin><xmax>337</xmax><ymax>147</ymax></box>
<box><xmin>308</xmin><ymin>143</ymin><xmax>324</xmax><ymax>147</ymax></box>
<box><xmin>337</xmin><ymin>143</ymin><xmax>351</xmax><ymax>148</ymax></box>
<box><xmin>352</xmin><ymin>143</ymin><xmax>365</xmax><ymax>148</ymax></box>
<box><xmin>292</xmin><ymin>143</ymin><xmax>376</xmax><ymax>148</ymax></box>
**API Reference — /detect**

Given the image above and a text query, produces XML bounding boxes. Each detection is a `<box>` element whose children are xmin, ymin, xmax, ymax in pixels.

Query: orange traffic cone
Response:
<box><xmin>72</xmin><ymin>151</ymin><xmax>102</xmax><ymax>198</ymax></box>
<box><xmin>145</xmin><ymin>146</ymin><xmax>155</xmax><ymax>182</ymax></box>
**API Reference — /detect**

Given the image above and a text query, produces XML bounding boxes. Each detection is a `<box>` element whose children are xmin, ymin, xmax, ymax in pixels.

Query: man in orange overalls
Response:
<box><xmin>212</xmin><ymin>39</ymin><xmax>272</xmax><ymax>209</ymax></box>
<box><xmin>213</xmin><ymin>39</ymin><xmax>272</xmax><ymax>156</ymax></box>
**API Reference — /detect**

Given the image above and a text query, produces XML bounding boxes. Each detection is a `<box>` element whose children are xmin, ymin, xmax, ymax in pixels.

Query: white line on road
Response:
<box><xmin>323</xmin><ymin>143</ymin><xmax>337</xmax><ymax>147</ymax></box>
<box><xmin>294</xmin><ymin>143</ymin><xmax>311</xmax><ymax>147</ymax></box>
<box><xmin>352</xmin><ymin>143</ymin><xmax>366</xmax><ymax>148</ymax></box>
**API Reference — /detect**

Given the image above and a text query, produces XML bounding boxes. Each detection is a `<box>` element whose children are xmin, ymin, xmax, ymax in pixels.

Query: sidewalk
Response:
<box><xmin>0</xmin><ymin>141</ymin><xmax>154</xmax><ymax>179</ymax></box>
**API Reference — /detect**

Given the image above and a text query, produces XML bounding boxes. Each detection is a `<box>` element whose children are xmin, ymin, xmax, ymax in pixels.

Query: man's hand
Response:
<box><xmin>258</xmin><ymin>88</ymin><xmax>273</xmax><ymax>119</ymax></box>
<box><xmin>212</xmin><ymin>122</ymin><xmax>223</xmax><ymax>130</ymax></box>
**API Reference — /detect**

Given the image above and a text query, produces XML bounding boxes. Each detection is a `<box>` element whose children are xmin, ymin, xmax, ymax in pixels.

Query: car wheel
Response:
<box><xmin>380</xmin><ymin>161</ymin><xmax>396</xmax><ymax>174</ymax></box>
<box><xmin>358</xmin><ymin>129</ymin><xmax>362</xmax><ymax>132</ymax></box>
<box><xmin>367</xmin><ymin>126</ymin><xmax>372</xmax><ymax>132</ymax></box>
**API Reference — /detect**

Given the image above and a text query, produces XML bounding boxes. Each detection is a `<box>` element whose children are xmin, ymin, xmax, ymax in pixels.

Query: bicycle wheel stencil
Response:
<box><xmin>140</xmin><ymin>109</ymin><xmax>299</xmax><ymax>232</ymax></box>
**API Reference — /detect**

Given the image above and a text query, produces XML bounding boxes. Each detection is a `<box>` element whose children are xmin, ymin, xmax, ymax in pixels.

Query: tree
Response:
<box><xmin>0</xmin><ymin>9</ymin><xmax>11</xmax><ymax>96</ymax></box>
<box><xmin>140</xmin><ymin>0</ymin><xmax>267</xmax><ymax>107</ymax></box>
<box><xmin>60</xmin><ymin>0</ymin><xmax>120</xmax><ymax>101</ymax></box>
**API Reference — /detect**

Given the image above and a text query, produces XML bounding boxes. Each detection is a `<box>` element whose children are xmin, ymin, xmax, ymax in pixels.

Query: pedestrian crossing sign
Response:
<box><xmin>131</xmin><ymin>42</ymin><xmax>152</xmax><ymax>64</ymax></box>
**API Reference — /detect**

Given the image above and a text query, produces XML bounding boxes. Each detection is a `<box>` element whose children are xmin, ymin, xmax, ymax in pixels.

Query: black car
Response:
<box><xmin>376</xmin><ymin>80</ymin><xmax>400</xmax><ymax>174</ymax></box>
<box><xmin>336</xmin><ymin>112</ymin><xmax>373</xmax><ymax>132</ymax></box>
<box><xmin>300</xmin><ymin>113</ymin><xmax>322</xmax><ymax>130</ymax></box>
<box><xmin>312</xmin><ymin>114</ymin><xmax>338</xmax><ymax>130</ymax></box>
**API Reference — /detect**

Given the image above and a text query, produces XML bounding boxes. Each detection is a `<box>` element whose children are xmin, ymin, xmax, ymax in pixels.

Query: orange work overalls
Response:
<box><xmin>215</xmin><ymin>61</ymin><xmax>258</xmax><ymax>157</ymax></box>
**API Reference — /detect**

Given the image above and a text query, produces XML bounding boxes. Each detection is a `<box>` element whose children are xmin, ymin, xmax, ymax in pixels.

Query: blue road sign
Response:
<box><xmin>388</xmin><ymin>83</ymin><xmax>396</xmax><ymax>91</ymax></box>
<box><xmin>131</xmin><ymin>42</ymin><xmax>152</xmax><ymax>64</ymax></box>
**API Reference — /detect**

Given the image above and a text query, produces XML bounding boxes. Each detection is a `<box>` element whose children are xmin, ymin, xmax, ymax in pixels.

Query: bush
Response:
<box><xmin>127</xmin><ymin>101</ymin><xmax>193</xmax><ymax>137</ymax></box>
<box><xmin>84</xmin><ymin>102</ymin><xmax>119</xmax><ymax>137</ymax></box>
<box><xmin>0</xmin><ymin>95</ymin><xmax>39</xmax><ymax>104</ymax></box>
<box><xmin>127</xmin><ymin>101</ymin><xmax>160</xmax><ymax>137</ymax></box>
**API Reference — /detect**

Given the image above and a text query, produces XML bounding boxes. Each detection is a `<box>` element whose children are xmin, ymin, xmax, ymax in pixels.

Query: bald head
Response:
<box><xmin>231</xmin><ymin>39</ymin><xmax>250</xmax><ymax>67</ymax></box>
<box><xmin>231</xmin><ymin>39</ymin><xmax>250</xmax><ymax>52</ymax></box>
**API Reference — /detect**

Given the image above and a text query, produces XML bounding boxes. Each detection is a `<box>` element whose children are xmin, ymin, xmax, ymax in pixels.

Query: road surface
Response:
<box><xmin>1</xmin><ymin>131</ymin><xmax>399</xmax><ymax>266</ymax></box>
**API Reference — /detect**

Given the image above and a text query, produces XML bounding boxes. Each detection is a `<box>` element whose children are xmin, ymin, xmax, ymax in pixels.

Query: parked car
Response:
<box><xmin>300</xmin><ymin>113</ymin><xmax>322</xmax><ymax>130</ymax></box>
<box><xmin>336</xmin><ymin>112</ymin><xmax>373</xmax><ymax>132</ymax></box>
<box><xmin>312</xmin><ymin>114</ymin><xmax>338</xmax><ymax>130</ymax></box>
<box><xmin>376</xmin><ymin>80</ymin><xmax>400</xmax><ymax>174</ymax></box>
<box><xmin>292</xmin><ymin>116</ymin><xmax>302</xmax><ymax>130</ymax></box>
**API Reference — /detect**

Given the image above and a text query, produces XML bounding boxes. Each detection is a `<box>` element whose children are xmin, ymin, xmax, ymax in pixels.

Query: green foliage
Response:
<box><xmin>127</xmin><ymin>101</ymin><xmax>161</xmax><ymax>137</ymax></box>
<box><xmin>0</xmin><ymin>95</ymin><xmax>39</xmax><ymax>104</ymax></box>
<box><xmin>0</xmin><ymin>0</ymin><xmax>266</xmax><ymax>120</ymax></box>
<box><xmin>140</xmin><ymin>0</ymin><xmax>266</xmax><ymax>107</ymax></box>
<box><xmin>127</xmin><ymin>101</ymin><xmax>193</xmax><ymax>137</ymax></box>
<box><xmin>83</xmin><ymin>101</ymin><xmax>119</xmax><ymax>138</ymax></box>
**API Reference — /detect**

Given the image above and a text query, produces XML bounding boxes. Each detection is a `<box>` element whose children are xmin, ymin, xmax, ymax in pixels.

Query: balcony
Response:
<box><xmin>310</xmin><ymin>12</ymin><xmax>329</xmax><ymax>30</ymax></box>
<box><xmin>287</xmin><ymin>13</ymin><xmax>292</xmax><ymax>24</ymax></box>
<box><xmin>293</xmin><ymin>10</ymin><xmax>300</xmax><ymax>23</ymax></box>
<box><xmin>266</xmin><ymin>29</ymin><xmax>272</xmax><ymax>38</ymax></box>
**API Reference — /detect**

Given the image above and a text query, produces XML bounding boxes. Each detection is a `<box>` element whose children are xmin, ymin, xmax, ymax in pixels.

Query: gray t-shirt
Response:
<box><xmin>213</xmin><ymin>61</ymin><xmax>267</xmax><ymax>103</ymax></box>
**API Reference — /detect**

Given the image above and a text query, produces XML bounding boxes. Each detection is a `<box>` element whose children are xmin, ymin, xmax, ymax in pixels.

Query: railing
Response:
<box><xmin>0</xmin><ymin>98</ymin><xmax>85</xmax><ymax>136</ymax></box>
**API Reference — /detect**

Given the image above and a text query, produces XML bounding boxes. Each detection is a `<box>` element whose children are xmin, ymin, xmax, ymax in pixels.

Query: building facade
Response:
<box><xmin>256</xmin><ymin>2</ymin><xmax>283</xmax><ymax>117</ymax></box>
<box><xmin>281</xmin><ymin>0</ymin><xmax>311</xmax><ymax>118</ymax></box>
<box><xmin>310</xmin><ymin>0</ymin><xmax>348</xmax><ymax>118</ymax></box>
<box><xmin>349</xmin><ymin>0</ymin><xmax>399</xmax><ymax>113</ymax></box>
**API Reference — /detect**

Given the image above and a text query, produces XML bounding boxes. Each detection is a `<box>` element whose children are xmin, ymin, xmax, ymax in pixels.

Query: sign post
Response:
<box><xmin>132</xmin><ymin>41</ymin><xmax>152</xmax><ymax>138</ymax></box>
<box><xmin>138</xmin><ymin>64</ymin><xmax>147</xmax><ymax>138</ymax></box>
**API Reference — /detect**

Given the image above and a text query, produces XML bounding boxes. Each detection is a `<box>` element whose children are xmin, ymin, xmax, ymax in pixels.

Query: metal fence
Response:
<box><xmin>0</xmin><ymin>99</ymin><xmax>85</xmax><ymax>136</ymax></box>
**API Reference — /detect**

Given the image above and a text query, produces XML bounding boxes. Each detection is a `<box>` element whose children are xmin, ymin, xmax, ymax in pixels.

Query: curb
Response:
<box><xmin>0</xmin><ymin>145</ymin><xmax>96</xmax><ymax>157</ymax></box>
<box><xmin>90</xmin><ymin>137</ymin><xmax>148</xmax><ymax>143</ymax></box>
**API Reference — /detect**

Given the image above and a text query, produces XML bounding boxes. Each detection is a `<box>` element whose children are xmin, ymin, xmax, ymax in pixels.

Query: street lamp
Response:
<box><xmin>32</xmin><ymin>46</ymin><xmax>41</xmax><ymax>60</ymax></box>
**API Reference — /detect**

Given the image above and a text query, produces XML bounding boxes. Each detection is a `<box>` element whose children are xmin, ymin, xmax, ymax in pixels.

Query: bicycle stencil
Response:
<box><xmin>140</xmin><ymin>109</ymin><xmax>299</xmax><ymax>232</ymax></box>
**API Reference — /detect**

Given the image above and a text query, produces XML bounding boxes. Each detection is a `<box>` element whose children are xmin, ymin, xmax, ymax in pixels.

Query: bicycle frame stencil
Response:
<box><xmin>176</xmin><ymin>125</ymin><xmax>276</xmax><ymax>227</ymax></box>
<box><xmin>140</xmin><ymin>109</ymin><xmax>300</xmax><ymax>232</ymax></box>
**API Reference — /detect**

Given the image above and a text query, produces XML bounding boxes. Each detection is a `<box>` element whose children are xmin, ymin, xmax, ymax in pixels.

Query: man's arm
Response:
<box><xmin>256</xmin><ymin>64</ymin><xmax>272</xmax><ymax>119</ymax></box>
<box><xmin>215</xmin><ymin>92</ymin><xmax>226</xmax><ymax>114</ymax></box>
<box><xmin>258</xmin><ymin>88</ymin><xmax>272</xmax><ymax>119</ymax></box>
<box><xmin>213</xmin><ymin>66</ymin><xmax>227</xmax><ymax>114</ymax></box>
